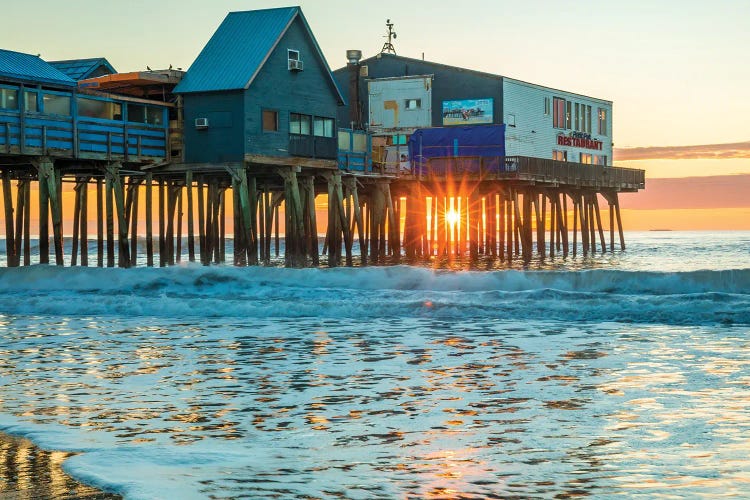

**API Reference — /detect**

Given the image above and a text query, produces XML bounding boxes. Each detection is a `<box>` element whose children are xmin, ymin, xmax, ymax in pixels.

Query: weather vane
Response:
<box><xmin>381</xmin><ymin>19</ymin><xmax>397</xmax><ymax>54</ymax></box>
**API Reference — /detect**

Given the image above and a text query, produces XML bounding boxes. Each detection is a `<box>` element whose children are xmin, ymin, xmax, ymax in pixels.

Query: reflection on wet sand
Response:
<box><xmin>0</xmin><ymin>432</ymin><xmax>120</xmax><ymax>499</ymax></box>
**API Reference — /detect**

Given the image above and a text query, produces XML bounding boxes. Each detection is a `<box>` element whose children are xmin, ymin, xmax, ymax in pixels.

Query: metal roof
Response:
<box><xmin>174</xmin><ymin>7</ymin><xmax>344</xmax><ymax>102</ymax></box>
<box><xmin>48</xmin><ymin>57</ymin><xmax>116</xmax><ymax>81</ymax></box>
<box><xmin>0</xmin><ymin>49</ymin><xmax>77</xmax><ymax>87</ymax></box>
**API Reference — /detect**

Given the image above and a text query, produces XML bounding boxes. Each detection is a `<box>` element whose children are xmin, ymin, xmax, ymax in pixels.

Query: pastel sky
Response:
<box><xmin>3</xmin><ymin>0</ymin><xmax>749</xmax><ymax>229</ymax></box>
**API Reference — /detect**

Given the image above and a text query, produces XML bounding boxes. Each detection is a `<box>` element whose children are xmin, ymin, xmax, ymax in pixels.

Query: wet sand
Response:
<box><xmin>0</xmin><ymin>431</ymin><xmax>121</xmax><ymax>499</ymax></box>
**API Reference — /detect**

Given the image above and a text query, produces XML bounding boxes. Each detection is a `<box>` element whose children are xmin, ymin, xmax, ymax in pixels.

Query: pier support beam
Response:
<box><xmin>279</xmin><ymin>167</ymin><xmax>305</xmax><ymax>268</ymax></box>
<box><xmin>2</xmin><ymin>172</ymin><xmax>16</xmax><ymax>267</ymax></box>
<box><xmin>35</xmin><ymin>158</ymin><xmax>63</xmax><ymax>266</ymax></box>
<box><xmin>343</xmin><ymin>177</ymin><xmax>366</xmax><ymax>265</ymax></box>
<box><xmin>104</xmin><ymin>163</ymin><xmax>130</xmax><ymax>268</ymax></box>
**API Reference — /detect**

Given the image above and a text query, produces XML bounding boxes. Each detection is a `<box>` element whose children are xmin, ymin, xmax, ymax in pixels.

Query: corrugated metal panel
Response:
<box><xmin>0</xmin><ymin>49</ymin><xmax>76</xmax><ymax>87</ymax></box>
<box><xmin>368</xmin><ymin>76</ymin><xmax>432</xmax><ymax>131</ymax></box>
<box><xmin>49</xmin><ymin>58</ymin><xmax>116</xmax><ymax>81</ymax></box>
<box><xmin>174</xmin><ymin>7</ymin><xmax>298</xmax><ymax>94</ymax></box>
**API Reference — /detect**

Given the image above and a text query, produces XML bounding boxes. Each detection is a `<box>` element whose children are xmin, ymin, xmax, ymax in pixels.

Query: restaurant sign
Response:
<box><xmin>557</xmin><ymin>132</ymin><xmax>603</xmax><ymax>150</ymax></box>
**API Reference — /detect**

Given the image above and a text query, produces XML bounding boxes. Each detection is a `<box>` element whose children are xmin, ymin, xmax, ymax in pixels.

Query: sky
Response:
<box><xmin>3</xmin><ymin>0</ymin><xmax>749</xmax><ymax>229</ymax></box>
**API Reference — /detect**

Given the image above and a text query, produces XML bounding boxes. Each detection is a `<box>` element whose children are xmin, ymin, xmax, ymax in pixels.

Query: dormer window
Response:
<box><xmin>288</xmin><ymin>49</ymin><xmax>303</xmax><ymax>71</ymax></box>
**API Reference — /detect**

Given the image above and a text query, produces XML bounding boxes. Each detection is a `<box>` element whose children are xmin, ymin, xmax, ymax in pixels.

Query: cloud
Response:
<box><xmin>614</xmin><ymin>141</ymin><xmax>750</xmax><ymax>161</ymax></box>
<box><xmin>619</xmin><ymin>174</ymin><xmax>750</xmax><ymax>210</ymax></box>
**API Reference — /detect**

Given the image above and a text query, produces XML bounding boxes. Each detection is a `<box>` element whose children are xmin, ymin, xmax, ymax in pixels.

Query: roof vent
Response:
<box><xmin>346</xmin><ymin>50</ymin><xmax>362</xmax><ymax>64</ymax></box>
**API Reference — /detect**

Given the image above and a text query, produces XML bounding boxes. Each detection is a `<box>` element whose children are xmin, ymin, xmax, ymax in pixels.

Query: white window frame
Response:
<box><xmin>404</xmin><ymin>98</ymin><xmax>421</xmax><ymax>110</ymax></box>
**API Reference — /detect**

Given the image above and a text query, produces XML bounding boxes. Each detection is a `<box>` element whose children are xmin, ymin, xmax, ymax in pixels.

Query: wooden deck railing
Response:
<box><xmin>417</xmin><ymin>155</ymin><xmax>645</xmax><ymax>190</ymax></box>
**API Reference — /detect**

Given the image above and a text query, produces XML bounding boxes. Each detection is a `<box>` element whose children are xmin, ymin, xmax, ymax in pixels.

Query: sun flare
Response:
<box><xmin>445</xmin><ymin>209</ymin><xmax>460</xmax><ymax>227</ymax></box>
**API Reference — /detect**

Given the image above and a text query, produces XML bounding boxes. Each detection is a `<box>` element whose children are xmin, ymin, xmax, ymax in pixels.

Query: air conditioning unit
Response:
<box><xmin>288</xmin><ymin>59</ymin><xmax>304</xmax><ymax>71</ymax></box>
<box><xmin>195</xmin><ymin>117</ymin><xmax>209</xmax><ymax>129</ymax></box>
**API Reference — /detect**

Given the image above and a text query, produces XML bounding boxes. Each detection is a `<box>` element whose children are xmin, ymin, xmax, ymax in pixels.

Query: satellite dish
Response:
<box><xmin>393</xmin><ymin>33</ymin><xmax>397</xmax><ymax>39</ymax></box>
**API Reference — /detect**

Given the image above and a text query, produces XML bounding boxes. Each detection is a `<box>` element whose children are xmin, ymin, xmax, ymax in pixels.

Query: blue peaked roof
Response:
<box><xmin>48</xmin><ymin>58</ymin><xmax>116</xmax><ymax>81</ymax></box>
<box><xmin>0</xmin><ymin>49</ymin><xmax>77</xmax><ymax>87</ymax></box>
<box><xmin>174</xmin><ymin>7</ymin><xmax>344</xmax><ymax>102</ymax></box>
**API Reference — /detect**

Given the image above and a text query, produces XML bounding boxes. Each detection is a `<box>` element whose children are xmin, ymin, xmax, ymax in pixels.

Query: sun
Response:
<box><xmin>445</xmin><ymin>209</ymin><xmax>460</xmax><ymax>227</ymax></box>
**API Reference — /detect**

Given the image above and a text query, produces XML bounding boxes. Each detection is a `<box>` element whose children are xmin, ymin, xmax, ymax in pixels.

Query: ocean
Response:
<box><xmin>0</xmin><ymin>231</ymin><xmax>749</xmax><ymax>499</ymax></box>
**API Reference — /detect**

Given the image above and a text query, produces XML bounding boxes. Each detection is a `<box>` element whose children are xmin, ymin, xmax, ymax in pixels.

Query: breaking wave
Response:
<box><xmin>0</xmin><ymin>264</ymin><xmax>749</xmax><ymax>325</ymax></box>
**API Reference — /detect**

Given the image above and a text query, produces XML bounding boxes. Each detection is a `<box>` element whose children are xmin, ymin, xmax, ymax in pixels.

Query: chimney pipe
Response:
<box><xmin>347</xmin><ymin>50</ymin><xmax>362</xmax><ymax>130</ymax></box>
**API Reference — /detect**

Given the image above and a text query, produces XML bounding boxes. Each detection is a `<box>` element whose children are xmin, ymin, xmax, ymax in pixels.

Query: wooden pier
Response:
<box><xmin>0</xmin><ymin>152</ymin><xmax>644</xmax><ymax>268</ymax></box>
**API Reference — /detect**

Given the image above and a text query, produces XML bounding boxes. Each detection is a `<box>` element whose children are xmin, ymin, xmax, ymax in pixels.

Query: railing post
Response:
<box><xmin>123</xmin><ymin>125</ymin><xmax>129</xmax><ymax>161</ymax></box>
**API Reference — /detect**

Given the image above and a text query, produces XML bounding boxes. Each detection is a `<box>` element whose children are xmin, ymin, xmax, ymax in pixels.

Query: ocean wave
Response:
<box><xmin>0</xmin><ymin>265</ymin><xmax>748</xmax><ymax>325</ymax></box>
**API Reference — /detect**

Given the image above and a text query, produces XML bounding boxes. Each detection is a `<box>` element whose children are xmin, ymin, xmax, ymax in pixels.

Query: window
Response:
<box><xmin>544</xmin><ymin>97</ymin><xmax>550</xmax><ymax>115</ymax></box>
<box><xmin>127</xmin><ymin>104</ymin><xmax>161</xmax><ymax>125</ymax></box>
<box><xmin>352</xmin><ymin>133</ymin><xmax>367</xmax><ymax>152</ymax></box>
<box><xmin>405</xmin><ymin>98</ymin><xmax>421</xmax><ymax>110</ymax></box>
<box><xmin>594</xmin><ymin>155</ymin><xmax>608</xmax><ymax>166</ymax></box>
<box><xmin>565</xmin><ymin>101</ymin><xmax>572</xmax><ymax>129</ymax></box>
<box><xmin>77</xmin><ymin>97</ymin><xmax>121</xmax><ymax>120</ymax></box>
<box><xmin>262</xmin><ymin>109</ymin><xmax>278</xmax><ymax>132</ymax></box>
<box><xmin>585</xmin><ymin>105</ymin><xmax>592</xmax><ymax>134</ymax></box>
<box><xmin>287</xmin><ymin>49</ymin><xmax>303</xmax><ymax>71</ymax></box>
<box><xmin>24</xmin><ymin>91</ymin><xmax>38</xmax><ymax>113</ymax></box>
<box><xmin>290</xmin><ymin>112</ymin><xmax>311</xmax><ymax>135</ymax></box>
<box><xmin>553</xmin><ymin>97</ymin><xmax>566</xmax><ymax>128</ymax></box>
<box><xmin>598</xmin><ymin>108</ymin><xmax>608</xmax><ymax>136</ymax></box>
<box><xmin>553</xmin><ymin>150</ymin><xmax>567</xmax><ymax>161</ymax></box>
<box><xmin>0</xmin><ymin>88</ymin><xmax>19</xmax><ymax>110</ymax></box>
<box><xmin>390</xmin><ymin>134</ymin><xmax>407</xmax><ymax>145</ymax></box>
<box><xmin>580</xmin><ymin>153</ymin><xmax>592</xmax><ymax>164</ymax></box>
<box><xmin>574</xmin><ymin>103</ymin><xmax>580</xmax><ymax>131</ymax></box>
<box><xmin>127</xmin><ymin>103</ymin><xmax>145</xmax><ymax>123</ymax></box>
<box><xmin>145</xmin><ymin>106</ymin><xmax>162</xmax><ymax>126</ymax></box>
<box><xmin>43</xmin><ymin>94</ymin><xmax>70</xmax><ymax>116</ymax></box>
<box><xmin>338</xmin><ymin>131</ymin><xmax>351</xmax><ymax>151</ymax></box>
<box><xmin>313</xmin><ymin>116</ymin><xmax>334</xmax><ymax>137</ymax></box>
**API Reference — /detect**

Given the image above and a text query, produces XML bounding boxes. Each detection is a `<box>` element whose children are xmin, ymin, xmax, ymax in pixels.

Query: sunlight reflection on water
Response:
<box><xmin>1</xmin><ymin>316</ymin><xmax>749</xmax><ymax>497</ymax></box>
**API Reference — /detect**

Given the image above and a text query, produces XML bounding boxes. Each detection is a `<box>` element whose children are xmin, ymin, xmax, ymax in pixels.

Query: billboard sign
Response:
<box><xmin>442</xmin><ymin>98</ymin><xmax>493</xmax><ymax>126</ymax></box>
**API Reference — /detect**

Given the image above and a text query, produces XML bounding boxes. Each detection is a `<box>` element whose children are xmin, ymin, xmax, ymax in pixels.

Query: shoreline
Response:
<box><xmin>0</xmin><ymin>431</ymin><xmax>121</xmax><ymax>499</ymax></box>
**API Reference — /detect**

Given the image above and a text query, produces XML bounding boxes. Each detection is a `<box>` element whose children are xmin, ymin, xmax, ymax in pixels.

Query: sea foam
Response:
<box><xmin>0</xmin><ymin>265</ymin><xmax>748</xmax><ymax>325</ymax></box>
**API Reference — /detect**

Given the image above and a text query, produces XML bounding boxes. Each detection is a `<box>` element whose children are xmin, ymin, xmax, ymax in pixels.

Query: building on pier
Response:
<box><xmin>333</xmin><ymin>52</ymin><xmax>613</xmax><ymax>170</ymax></box>
<box><xmin>78</xmin><ymin>69</ymin><xmax>186</xmax><ymax>161</ymax></box>
<box><xmin>49</xmin><ymin>58</ymin><xmax>116</xmax><ymax>82</ymax></box>
<box><xmin>0</xmin><ymin>48</ymin><xmax>170</xmax><ymax>161</ymax></box>
<box><xmin>0</xmin><ymin>8</ymin><xmax>646</xmax><ymax>270</ymax></box>
<box><xmin>174</xmin><ymin>6</ymin><xmax>345</xmax><ymax>165</ymax></box>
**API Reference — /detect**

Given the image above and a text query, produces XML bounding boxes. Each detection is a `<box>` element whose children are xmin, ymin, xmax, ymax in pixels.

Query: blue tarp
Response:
<box><xmin>408</xmin><ymin>124</ymin><xmax>506</xmax><ymax>175</ymax></box>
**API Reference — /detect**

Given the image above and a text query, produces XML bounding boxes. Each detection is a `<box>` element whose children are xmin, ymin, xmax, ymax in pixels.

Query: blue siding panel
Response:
<box><xmin>243</xmin><ymin>16</ymin><xmax>340</xmax><ymax>158</ymax></box>
<box><xmin>0</xmin><ymin>83</ymin><xmax>167</xmax><ymax>159</ymax></box>
<box><xmin>182</xmin><ymin>91</ymin><xmax>244</xmax><ymax>163</ymax></box>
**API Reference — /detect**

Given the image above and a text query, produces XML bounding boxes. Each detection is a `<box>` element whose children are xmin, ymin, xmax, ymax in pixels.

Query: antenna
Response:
<box><xmin>380</xmin><ymin>19</ymin><xmax>397</xmax><ymax>55</ymax></box>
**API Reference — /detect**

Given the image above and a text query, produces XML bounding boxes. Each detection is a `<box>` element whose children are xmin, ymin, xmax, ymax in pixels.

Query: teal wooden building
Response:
<box><xmin>174</xmin><ymin>7</ymin><xmax>345</xmax><ymax>165</ymax></box>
